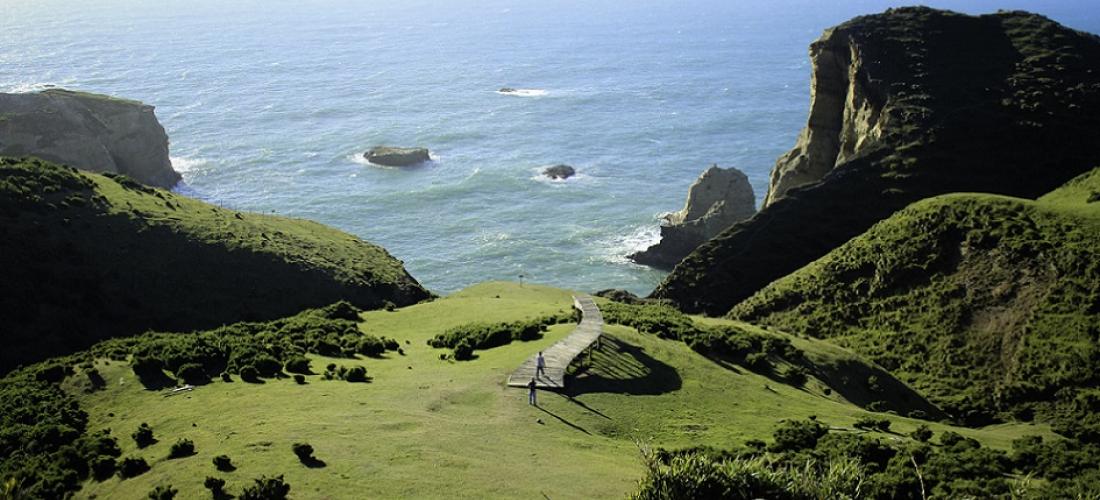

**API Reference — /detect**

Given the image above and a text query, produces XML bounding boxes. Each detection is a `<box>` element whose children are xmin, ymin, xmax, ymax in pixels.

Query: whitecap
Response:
<box><xmin>170</xmin><ymin>156</ymin><xmax>208</xmax><ymax>173</ymax></box>
<box><xmin>496</xmin><ymin>88</ymin><xmax>548</xmax><ymax>97</ymax></box>
<box><xmin>601</xmin><ymin>225</ymin><xmax>661</xmax><ymax>264</ymax></box>
<box><xmin>5</xmin><ymin>82</ymin><xmax>60</xmax><ymax>93</ymax></box>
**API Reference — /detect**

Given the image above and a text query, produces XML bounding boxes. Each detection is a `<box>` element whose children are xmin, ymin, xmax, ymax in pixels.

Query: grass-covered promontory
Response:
<box><xmin>0</xmin><ymin>157</ymin><xmax>430</xmax><ymax>373</ymax></box>
<box><xmin>732</xmin><ymin>168</ymin><xmax>1100</xmax><ymax>431</ymax></box>
<box><xmin>1</xmin><ymin>283</ymin><xmax>1063</xmax><ymax>498</ymax></box>
<box><xmin>654</xmin><ymin>7</ymin><xmax>1100</xmax><ymax>315</ymax></box>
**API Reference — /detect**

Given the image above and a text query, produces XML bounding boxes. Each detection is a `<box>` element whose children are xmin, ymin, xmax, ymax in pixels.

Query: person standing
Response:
<box><xmin>527</xmin><ymin>377</ymin><xmax>537</xmax><ymax>406</ymax></box>
<box><xmin>536</xmin><ymin>351</ymin><xmax>546</xmax><ymax>378</ymax></box>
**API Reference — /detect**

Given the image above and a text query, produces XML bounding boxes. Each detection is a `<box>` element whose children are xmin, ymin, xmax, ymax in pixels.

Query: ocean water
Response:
<box><xmin>3</xmin><ymin>0</ymin><xmax>1098</xmax><ymax>295</ymax></box>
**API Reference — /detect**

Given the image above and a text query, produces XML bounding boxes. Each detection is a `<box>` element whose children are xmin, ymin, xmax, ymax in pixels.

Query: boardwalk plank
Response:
<box><xmin>507</xmin><ymin>295</ymin><xmax>602</xmax><ymax>389</ymax></box>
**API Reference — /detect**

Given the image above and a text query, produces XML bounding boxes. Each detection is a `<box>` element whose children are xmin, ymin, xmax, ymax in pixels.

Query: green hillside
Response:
<box><xmin>0</xmin><ymin>283</ymin><xmax>1053</xmax><ymax>499</ymax></box>
<box><xmin>0</xmin><ymin>157</ymin><xmax>430</xmax><ymax>373</ymax></box>
<box><xmin>731</xmin><ymin>168</ymin><xmax>1100</xmax><ymax>429</ymax></box>
<box><xmin>653</xmin><ymin>8</ymin><xmax>1100</xmax><ymax>315</ymax></box>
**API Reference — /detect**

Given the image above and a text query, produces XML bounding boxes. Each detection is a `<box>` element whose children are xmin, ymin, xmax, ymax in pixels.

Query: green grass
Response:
<box><xmin>731</xmin><ymin>168</ymin><xmax>1100</xmax><ymax>426</ymax></box>
<box><xmin>69</xmin><ymin>282</ymin><xmax>1051</xmax><ymax>499</ymax></box>
<box><xmin>0</xmin><ymin>157</ymin><xmax>430</xmax><ymax>373</ymax></box>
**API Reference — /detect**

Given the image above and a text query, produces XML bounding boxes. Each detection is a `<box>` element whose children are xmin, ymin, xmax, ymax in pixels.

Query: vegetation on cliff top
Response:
<box><xmin>653</xmin><ymin>7</ymin><xmax>1100</xmax><ymax>315</ymax></box>
<box><xmin>731</xmin><ymin>168</ymin><xmax>1100</xmax><ymax>432</ymax></box>
<box><xmin>0</xmin><ymin>157</ymin><xmax>430</xmax><ymax>373</ymax></box>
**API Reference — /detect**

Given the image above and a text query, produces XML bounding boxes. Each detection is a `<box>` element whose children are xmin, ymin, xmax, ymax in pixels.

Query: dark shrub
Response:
<box><xmin>294</xmin><ymin>374</ymin><xmax>306</xmax><ymax>384</ymax></box>
<box><xmin>252</xmin><ymin>354</ymin><xmax>282</xmax><ymax>377</ymax></box>
<box><xmin>356</xmin><ymin>336</ymin><xmax>385</xmax><ymax>357</ymax></box>
<box><xmin>770</xmin><ymin>419</ymin><xmax>828</xmax><ymax>452</ymax></box>
<box><xmin>176</xmin><ymin>363</ymin><xmax>208</xmax><ymax>385</ymax></box>
<box><xmin>345</xmin><ymin>366</ymin><xmax>368</xmax><ymax>382</ymax></box>
<box><xmin>204</xmin><ymin>476</ymin><xmax>226</xmax><ymax>495</ymax></box>
<box><xmin>292</xmin><ymin>442</ymin><xmax>314</xmax><ymax>462</ymax></box>
<box><xmin>453</xmin><ymin>339</ymin><xmax>474</xmax><ymax>361</ymax></box>
<box><xmin>168</xmin><ymin>438</ymin><xmax>195</xmax><ymax>458</ymax></box>
<box><xmin>784</xmin><ymin>365</ymin><xmax>808</xmax><ymax>386</ymax></box>
<box><xmin>35</xmin><ymin>363</ymin><xmax>72</xmax><ymax>383</ymax></box>
<box><xmin>91</xmin><ymin>455</ymin><xmax>117</xmax><ymax>481</ymax></box>
<box><xmin>866</xmin><ymin>401</ymin><xmax>888</xmax><ymax>412</ymax></box>
<box><xmin>745</xmin><ymin>352</ymin><xmax>770</xmax><ymax>371</ymax></box>
<box><xmin>383</xmin><ymin>337</ymin><xmax>400</xmax><ymax>351</ymax></box>
<box><xmin>323</xmin><ymin>371</ymin><xmax>334</xmax><ymax>380</ymax></box>
<box><xmin>221</xmin><ymin>372</ymin><xmax>232</xmax><ymax>382</ymax></box>
<box><xmin>911</xmin><ymin>424</ymin><xmax>934</xmax><ymax>442</ymax></box>
<box><xmin>132</xmin><ymin>356</ymin><xmax>164</xmax><ymax>380</ymax></box>
<box><xmin>117</xmin><ymin>456</ymin><xmax>150</xmax><ymax>479</ymax></box>
<box><xmin>147</xmin><ymin>484</ymin><xmax>177</xmax><ymax>500</ymax></box>
<box><xmin>212</xmin><ymin>454</ymin><xmax>234</xmax><ymax>472</ymax></box>
<box><xmin>239</xmin><ymin>365</ymin><xmax>260</xmax><ymax>383</ymax></box>
<box><xmin>326</xmin><ymin>363</ymin><xmax>337</xmax><ymax>372</ymax></box>
<box><xmin>240</xmin><ymin>475</ymin><xmax>291</xmax><ymax>500</ymax></box>
<box><xmin>940</xmin><ymin>431</ymin><xmax>966</xmax><ymax>448</ymax></box>
<box><xmin>284</xmin><ymin>356</ymin><xmax>311</xmax><ymax>374</ymax></box>
<box><xmin>132</xmin><ymin>423</ymin><xmax>155</xmax><ymax>448</ymax></box>
<box><xmin>86</xmin><ymin>368</ymin><xmax>107</xmax><ymax>390</ymax></box>
<box><xmin>854</xmin><ymin>416</ymin><xmax>891</xmax><ymax>432</ymax></box>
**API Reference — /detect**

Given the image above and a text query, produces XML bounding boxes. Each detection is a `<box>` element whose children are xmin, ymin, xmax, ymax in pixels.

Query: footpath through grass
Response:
<box><xmin>74</xmin><ymin>282</ymin><xmax>1051</xmax><ymax>499</ymax></box>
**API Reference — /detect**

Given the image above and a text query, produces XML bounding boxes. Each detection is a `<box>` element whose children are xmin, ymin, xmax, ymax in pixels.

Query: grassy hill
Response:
<box><xmin>653</xmin><ymin>8</ymin><xmax>1100</xmax><ymax>315</ymax></box>
<box><xmin>1</xmin><ymin>282</ymin><xmax>1054</xmax><ymax>499</ymax></box>
<box><xmin>731</xmin><ymin>168</ymin><xmax>1100</xmax><ymax>428</ymax></box>
<box><xmin>0</xmin><ymin>157</ymin><xmax>430</xmax><ymax>373</ymax></box>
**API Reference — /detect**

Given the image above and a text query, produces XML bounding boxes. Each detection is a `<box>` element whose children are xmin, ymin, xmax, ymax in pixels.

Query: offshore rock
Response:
<box><xmin>542</xmin><ymin>164</ymin><xmax>576</xmax><ymax>180</ymax></box>
<box><xmin>0</xmin><ymin>88</ymin><xmax>181</xmax><ymax>187</ymax></box>
<box><xmin>364</xmin><ymin>146</ymin><xmax>431</xmax><ymax>167</ymax></box>
<box><xmin>631</xmin><ymin>165</ymin><xmax>755</xmax><ymax>268</ymax></box>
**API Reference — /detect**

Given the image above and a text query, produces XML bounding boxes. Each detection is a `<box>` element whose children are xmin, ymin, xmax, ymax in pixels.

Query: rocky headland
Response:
<box><xmin>630</xmin><ymin>164</ymin><xmax>755</xmax><ymax>268</ymax></box>
<box><xmin>0</xmin><ymin>89</ymin><xmax>181</xmax><ymax>188</ymax></box>
<box><xmin>652</xmin><ymin>7</ymin><xmax>1100</xmax><ymax>315</ymax></box>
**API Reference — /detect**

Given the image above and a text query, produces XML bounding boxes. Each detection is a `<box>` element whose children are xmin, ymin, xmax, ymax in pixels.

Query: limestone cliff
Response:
<box><xmin>630</xmin><ymin>165</ymin><xmax>755</xmax><ymax>268</ymax></box>
<box><xmin>0</xmin><ymin>89</ymin><xmax>181</xmax><ymax>187</ymax></box>
<box><xmin>653</xmin><ymin>7</ymin><xmax>1100</xmax><ymax>315</ymax></box>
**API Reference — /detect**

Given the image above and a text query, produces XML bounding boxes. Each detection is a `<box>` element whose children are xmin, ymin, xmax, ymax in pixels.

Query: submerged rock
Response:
<box><xmin>499</xmin><ymin>87</ymin><xmax>517</xmax><ymax>93</ymax></box>
<box><xmin>630</xmin><ymin>164</ymin><xmax>755</xmax><ymax>269</ymax></box>
<box><xmin>542</xmin><ymin>164</ymin><xmax>576</xmax><ymax>180</ymax></box>
<box><xmin>363</xmin><ymin>146</ymin><xmax>431</xmax><ymax>167</ymax></box>
<box><xmin>0</xmin><ymin>88</ymin><xmax>181</xmax><ymax>188</ymax></box>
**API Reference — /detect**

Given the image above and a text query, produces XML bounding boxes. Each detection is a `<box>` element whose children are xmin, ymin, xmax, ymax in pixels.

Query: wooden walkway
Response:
<box><xmin>507</xmin><ymin>295</ymin><xmax>602</xmax><ymax>389</ymax></box>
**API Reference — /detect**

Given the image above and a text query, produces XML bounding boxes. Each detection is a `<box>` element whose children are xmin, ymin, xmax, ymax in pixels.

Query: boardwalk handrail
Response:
<box><xmin>507</xmin><ymin>295</ymin><xmax>603</xmax><ymax>389</ymax></box>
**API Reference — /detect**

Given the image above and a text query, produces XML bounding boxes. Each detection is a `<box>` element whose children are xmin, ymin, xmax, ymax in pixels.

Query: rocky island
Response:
<box><xmin>363</xmin><ymin>146</ymin><xmax>431</xmax><ymax>166</ymax></box>
<box><xmin>0</xmin><ymin>89</ymin><xmax>181</xmax><ymax>188</ymax></box>
<box><xmin>542</xmin><ymin>164</ymin><xmax>576</xmax><ymax>180</ymax></box>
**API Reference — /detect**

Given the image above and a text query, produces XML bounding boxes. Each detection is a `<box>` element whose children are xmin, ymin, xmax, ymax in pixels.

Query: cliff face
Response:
<box><xmin>652</xmin><ymin>7</ymin><xmax>1100</xmax><ymax>315</ymax></box>
<box><xmin>764</xmin><ymin>29</ymin><xmax>887</xmax><ymax>206</ymax></box>
<box><xmin>0</xmin><ymin>89</ymin><xmax>181</xmax><ymax>187</ymax></box>
<box><xmin>630</xmin><ymin>165</ymin><xmax>755</xmax><ymax>268</ymax></box>
<box><xmin>0</xmin><ymin>157</ymin><xmax>431</xmax><ymax>372</ymax></box>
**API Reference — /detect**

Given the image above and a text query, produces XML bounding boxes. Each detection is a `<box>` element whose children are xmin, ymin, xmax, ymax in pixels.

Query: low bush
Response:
<box><xmin>784</xmin><ymin>365</ymin><xmax>808</xmax><ymax>386</ymax></box>
<box><xmin>204</xmin><ymin>476</ymin><xmax>227</xmax><ymax>496</ymax></box>
<box><xmin>854</xmin><ymin>416</ymin><xmax>892</xmax><ymax>432</ymax></box>
<box><xmin>212</xmin><ymin>454</ymin><xmax>234</xmax><ymax>472</ymax></box>
<box><xmin>284</xmin><ymin>356</ymin><xmax>311</xmax><ymax>374</ymax></box>
<box><xmin>91</xmin><ymin>455</ymin><xmax>117</xmax><ymax>481</ymax></box>
<box><xmin>428</xmin><ymin>314</ymin><xmax>568</xmax><ymax>359</ymax></box>
<box><xmin>292</xmin><ymin>442</ymin><xmax>314</xmax><ymax>462</ymax></box>
<box><xmin>132</xmin><ymin>423</ymin><xmax>155</xmax><ymax>448</ymax></box>
<box><xmin>240</xmin><ymin>475</ymin><xmax>291</xmax><ymax>500</ymax></box>
<box><xmin>147</xmin><ymin>484</ymin><xmax>178</xmax><ymax>500</ymax></box>
<box><xmin>117</xmin><ymin>456</ymin><xmax>150</xmax><ymax>479</ymax></box>
<box><xmin>356</xmin><ymin>336</ymin><xmax>385</xmax><ymax>357</ymax></box>
<box><xmin>911</xmin><ymin>424</ymin><xmax>934</xmax><ymax>442</ymax></box>
<box><xmin>239</xmin><ymin>365</ymin><xmax>260</xmax><ymax>383</ymax></box>
<box><xmin>294</xmin><ymin>374</ymin><xmax>306</xmax><ymax>384</ymax></box>
<box><xmin>220</xmin><ymin>372</ymin><xmax>232</xmax><ymax>382</ymax></box>
<box><xmin>770</xmin><ymin>419</ymin><xmax>828</xmax><ymax>452</ymax></box>
<box><xmin>345</xmin><ymin>366</ymin><xmax>368</xmax><ymax>382</ymax></box>
<box><xmin>168</xmin><ymin>438</ymin><xmax>195</xmax><ymax>458</ymax></box>
<box><xmin>175</xmin><ymin>363</ymin><xmax>208</xmax><ymax>385</ymax></box>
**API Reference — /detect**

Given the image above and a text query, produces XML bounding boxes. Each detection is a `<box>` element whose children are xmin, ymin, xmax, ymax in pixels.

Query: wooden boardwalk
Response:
<box><xmin>507</xmin><ymin>295</ymin><xmax>602</xmax><ymax>389</ymax></box>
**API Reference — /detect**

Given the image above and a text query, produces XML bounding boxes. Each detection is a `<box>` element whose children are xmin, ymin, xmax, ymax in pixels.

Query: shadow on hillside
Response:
<box><xmin>566</xmin><ymin>335</ymin><xmax>681</xmax><ymax>396</ymax></box>
<box><xmin>537</xmin><ymin>405</ymin><xmax>591</xmax><ymax>435</ymax></box>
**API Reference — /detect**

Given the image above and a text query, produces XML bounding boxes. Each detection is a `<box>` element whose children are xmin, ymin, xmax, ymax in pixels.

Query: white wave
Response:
<box><xmin>496</xmin><ymin>88</ymin><xmax>548</xmax><ymax>97</ymax></box>
<box><xmin>170</xmin><ymin>156</ymin><xmax>208</xmax><ymax>173</ymax></box>
<box><xmin>5</xmin><ymin>82</ymin><xmax>62</xmax><ymax>93</ymax></box>
<box><xmin>601</xmin><ymin>225</ymin><xmax>661</xmax><ymax>264</ymax></box>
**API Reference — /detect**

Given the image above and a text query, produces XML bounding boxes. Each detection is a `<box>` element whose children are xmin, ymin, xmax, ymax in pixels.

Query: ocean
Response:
<box><xmin>3</xmin><ymin>0</ymin><xmax>1098</xmax><ymax>295</ymax></box>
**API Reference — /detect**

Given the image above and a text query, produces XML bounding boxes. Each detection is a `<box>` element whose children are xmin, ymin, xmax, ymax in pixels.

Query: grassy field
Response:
<box><xmin>73</xmin><ymin>282</ymin><xmax>1052</xmax><ymax>499</ymax></box>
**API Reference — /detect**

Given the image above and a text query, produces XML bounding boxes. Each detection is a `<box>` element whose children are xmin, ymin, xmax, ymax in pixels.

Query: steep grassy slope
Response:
<box><xmin>0</xmin><ymin>157</ymin><xmax>430</xmax><ymax>373</ymax></box>
<box><xmin>731</xmin><ymin>168</ymin><xmax>1100</xmax><ymax>426</ymax></box>
<box><xmin>3</xmin><ymin>283</ymin><xmax>1049</xmax><ymax>499</ymax></box>
<box><xmin>653</xmin><ymin>8</ymin><xmax>1100</xmax><ymax>314</ymax></box>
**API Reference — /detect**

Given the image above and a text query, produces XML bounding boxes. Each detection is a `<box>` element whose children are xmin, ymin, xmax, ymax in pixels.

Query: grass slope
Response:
<box><xmin>0</xmin><ymin>157</ymin><xmax>430</xmax><ymax>373</ymax></box>
<box><xmin>731</xmin><ymin>168</ymin><xmax>1100</xmax><ymax>426</ymax></box>
<box><xmin>65</xmin><ymin>283</ymin><xmax>1047</xmax><ymax>499</ymax></box>
<box><xmin>653</xmin><ymin>7</ymin><xmax>1100</xmax><ymax>314</ymax></box>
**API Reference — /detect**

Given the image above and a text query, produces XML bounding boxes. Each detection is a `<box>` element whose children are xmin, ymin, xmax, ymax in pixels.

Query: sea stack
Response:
<box><xmin>363</xmin><ymin>146</ymin><xmax>431</xmax><ymax>167</ymax></box>
<box><xmin>542</xmin><ymin>164</ymin><xmax>576</xmax><ymax>180</ymax></box>
<box><xmin>0</xmin><ymin>88</ymin><xmax>181</xmax><ymax>188</ymax></box>
<box><xmin>630</xmin><ymin>164</ymin><xmax>755</xmax><ymax>268</ymax></box>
